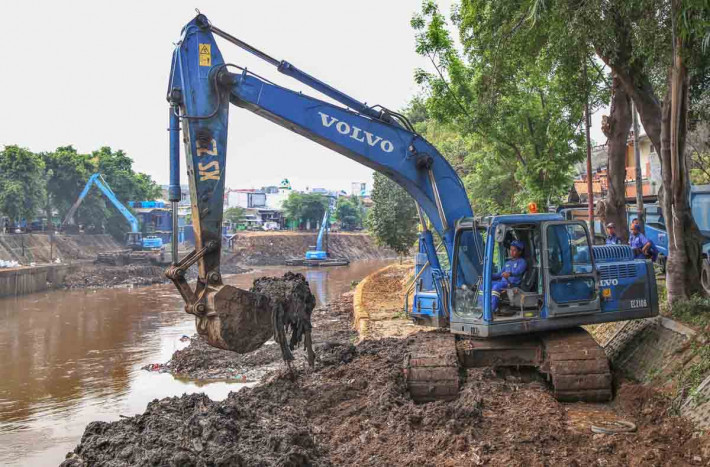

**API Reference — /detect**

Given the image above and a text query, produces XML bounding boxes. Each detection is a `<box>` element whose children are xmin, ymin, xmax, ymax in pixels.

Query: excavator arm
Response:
<box><xmin>61</xmin><ymin>173</ymin><xmax>140</xmax><ymax>233</ymax></box>
<box><xmin>165</xmin><ymin>14</ymin><xmax>481</xmax><ymax>353</ymax></box>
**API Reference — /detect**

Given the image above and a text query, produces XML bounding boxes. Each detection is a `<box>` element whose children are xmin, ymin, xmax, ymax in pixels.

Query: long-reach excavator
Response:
<box><xmin>165</xmin><ymin>13</ymin><xmax>659</xmax><ymax>402</ymax></box>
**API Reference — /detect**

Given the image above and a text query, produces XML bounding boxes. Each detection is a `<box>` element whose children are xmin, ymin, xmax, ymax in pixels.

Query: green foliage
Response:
<box><xmin>665</xmin><ymin>295</ymin><xmax>710</xmax><ymax>407</ymax></box>
<box><xmin>410</xmin><ymin>1</ymin><xmax>609</xmax><ymax>212</ymax></box>
<box><xmin>282</xmin><ymin>192</ymin><xmax>328</xmax><ymax>229</ymax></box>
<box><xmin>223</xmin><ymin>206</ymin><xmax>246</xmax><ymax>224</ymax></box>
<box><xmin>335</xmin><ymin>196</ymin><xmax>363</xmax><ymax>230</ymax></box>
<box><xmin>366</xmin><ymin>173</ymin><xmax>419</xmax><ymax>255</ymax></box>
<box><xmin>0</xmin><ymin>144</ymin><xmax>160</xmax><ymax>240</ymax></box>
<box><xmin>43</xmin><ymin>146</ymin><xmax>95</xmax><ymax>219</ymax></box>
<box><xmin>0</xmin><ymin>145</ymin><xmax>46</xmax><ymax>222</ymax></box>
<box><xmin>73</xmin><ymin>147</ymin><xmax>161</xmax><ymax>239</ymax></box>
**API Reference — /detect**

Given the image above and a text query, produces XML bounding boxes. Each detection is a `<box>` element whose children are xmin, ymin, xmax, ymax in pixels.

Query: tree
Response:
<box><xmin>0</xmin><ymin>145</ymin><xmax>46</xmax><ymax>223</ymax></box>
<box><xmin>687</xmin><ymin>121</ymin><xmax>710</xmax><ymax>184</ymax></box>
<box><xmin>598</xmin><ymin>74</ymin><xmax>632</xmax><ymax>243</ymax></box>
<box><xmin>223</xmin><ymin>206</ymin><xmax>245</xmax><ymax>225</ymax></box>
<box><xmin>282</xmin><ymin>192</ymin><xmax>328</xmax><ymax>229</ymax></box>
<box><xmin>416</xmin><ymin>0</ymin><xmax>709</xmax><ymax>300</ymax></box>
<box><xmin>366</xmin><ymin>172</ymin><xmax>419</xmax><ymax>255</ymax></box>
<box><xmin>42</xmin><ymin>146</ymin><xmax>94</xmax><ymax>226</ymax></box>
<box><xmin>411</xmin><ymin>1</ymin><xmax>608</xmax><ymax>212</ymax></box>
<box><xmin>570</xmin><ymin>0</ymin><xmax>708</xmax><ymax>301</ymax></box>
<box><xmin>335</xmin><ymin>196</ymin><xmax>363</xmax><ymax>230</ymax></box>
<box><xmin>82</xmin><ymin>147</ymin><xmax>162</xmax><ymax>239</ymax></box>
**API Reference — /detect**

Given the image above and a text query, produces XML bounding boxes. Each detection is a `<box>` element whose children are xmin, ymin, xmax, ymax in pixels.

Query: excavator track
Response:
<box><xmin>404</xmin><ymin>327</ymin><xmax>612</xmax><ymax>404</ymax></box>
<box><xmin>540</xmin><ymin>327</ymin><xmax>613</xmax><ymax>402</ymax></box>
<box><xmin>403</xmin><ymin>331</ymin><xmax>460</xmax><ymax>403</ymax></box>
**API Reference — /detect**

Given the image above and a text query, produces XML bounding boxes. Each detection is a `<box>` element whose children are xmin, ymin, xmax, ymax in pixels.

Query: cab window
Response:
<box><xmin>546</xmin><ymin>223</ymin><xmax>595</xmax><ymax>303</ymax></box>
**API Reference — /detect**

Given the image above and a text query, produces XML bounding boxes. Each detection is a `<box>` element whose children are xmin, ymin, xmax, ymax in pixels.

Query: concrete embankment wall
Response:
<box><xmin>0</xmin><ymin>264</ymin><xmax>78</xmax><ymax>297</ymax></box>
<box><xmin>228</xmin><ymin>232</ymin><xmax>394</xmax><ymax>266</ymax></box>
<box><xmin>0</xmin><ymin>234</ymin><xmax>121</xmax><ymax>264</ymax></box>
<box><xmin>588</xmin><ymin>318</ymin><xmax>710</xmax><ymax>430</ymax></box>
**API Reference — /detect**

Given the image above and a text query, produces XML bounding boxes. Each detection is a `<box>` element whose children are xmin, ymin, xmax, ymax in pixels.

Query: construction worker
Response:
<box><xmin>527</xmin><ymin>202</ymin><xmax>538</xmax><ymax>214</ymax></box>
<box><xmin>491</xmin><ymin>240</ymin><xmax>527</xmax><ymax>313</ymax></box>
<box><xmin>605</xmin><ymin>223</ymin><xmax>621</xmax><ymax>245</ymax></box>
<box><xmin>629</xmin><ymin>223</ymin><xmax>657</xmax><ymax>261</ymax></box>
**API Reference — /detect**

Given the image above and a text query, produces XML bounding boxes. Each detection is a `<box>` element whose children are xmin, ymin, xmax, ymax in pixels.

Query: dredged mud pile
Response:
<box><xmin>63</xmin><ymin>264</ymin><xmax>167</xmax><ymax>288</ymax></box>
<box><xmin>62</xmin><ymin>272</ymin><xmax>709</xmax><ymax>467</ymax></box>
<box><xmin>64</xmin><ymin>328</ymin><xmax>706</xmax><ymax>466</ymax></box>
<box><xmin>158</xmin><ymin>293</ymin><xmax>356</xmax><ymax>381</ymax></box>
<box><xmin>60</xmin><ymin>391</ymin><xmax>327</xmax><ymax>466</ymax></box>
<box><xmin>60</xmin><ymin>260</ymin><xmax>248</xmax><ymax>289</ymax></box>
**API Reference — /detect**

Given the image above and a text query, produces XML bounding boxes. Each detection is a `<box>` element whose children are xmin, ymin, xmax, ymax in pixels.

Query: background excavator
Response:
<box><xmin>61</xmin><ymin>173</ymin><xmax>165</xmax><ymax>264</ymax></box>
<box><xmin>286</xmin><ymin>196</ymin><xmax>350</xmax><ymax>267</ymax></box>
<box><xmin>165</xmin><ymin>13</ymin><xmax>659</xmax><ymax>402</ymax></box>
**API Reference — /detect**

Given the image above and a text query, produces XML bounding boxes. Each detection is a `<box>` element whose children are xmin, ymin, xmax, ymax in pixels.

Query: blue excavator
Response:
<box><xmin>62</xmin><ymin>173</ymin><xmax>164</xmax><ymax>256</ymax></box>
<box><xmin>164</xmin><ymin>14</ymin><xmax>659</xmax><ymax>402</ymax></box>
<box><xmin>286</xmin><ymin>197</ymin><xmax>350</xmax><ymax>266</ymax></box>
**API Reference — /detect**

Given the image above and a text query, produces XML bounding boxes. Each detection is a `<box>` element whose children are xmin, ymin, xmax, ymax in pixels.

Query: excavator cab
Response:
<box><xmin>125</xmin><ymin>232</ymin><xmax>143</xmax><ymax>251</ymax></box>
<box><xmin>447</xmin><ymin>214</ymin><xmax>657</xmax><ymax>338</ymax></box>
<box><xmin>450</xmin><ymin>215</ymin><xmax>599</xmax><ymax>335</ymax></box>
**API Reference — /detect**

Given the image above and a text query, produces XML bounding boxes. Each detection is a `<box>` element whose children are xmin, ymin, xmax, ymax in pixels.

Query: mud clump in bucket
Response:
<box><xmin>251</xmin><ymin>272</ymin><xmax>316</xmax><ymax>366</ymax></box>
<box><xmin>201</xmin><ymin>272</ymin><xmax>316</xmax><ymax>359</ymax></box>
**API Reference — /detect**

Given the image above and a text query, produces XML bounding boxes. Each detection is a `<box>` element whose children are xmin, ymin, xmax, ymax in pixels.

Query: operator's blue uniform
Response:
<box><xmin>606</xmin><ymin>234</ymin><xmax>621</xmax><ymax>245</ymax></box>
<box><xmin>491</xmin><ymin>241</ymin><xmax>527</xmax><ymax>313</ymax></box>
<box><xmin>629</xmin><ymin>231</ymin><xmax>658</xmax><ymax>261</ymax></box>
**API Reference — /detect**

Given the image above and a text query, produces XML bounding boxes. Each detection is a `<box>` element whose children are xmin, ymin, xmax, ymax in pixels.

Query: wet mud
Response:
<box><xmin>63</xmin><ymin>288</ymin><xmax>708</xmax><ymax>466</ymax></box>
<box><xmin>153</xmin><ymin>292</ymin><xmax>356</xmax><ymax>382</ymax></box>
<box><xmin>60</xmin><ymin>260</ymin><xmax>248</xmax><ymax>289</ymax></box>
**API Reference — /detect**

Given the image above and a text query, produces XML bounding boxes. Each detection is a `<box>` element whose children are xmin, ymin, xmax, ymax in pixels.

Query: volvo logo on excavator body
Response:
<box><xmin>318</xmin><ymin>112</ymin><xmax>395</xmax><ymax>153</ymax></box>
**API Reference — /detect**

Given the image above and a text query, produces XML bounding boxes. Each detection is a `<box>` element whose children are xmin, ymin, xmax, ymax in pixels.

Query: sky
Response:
<box><xmin>0</xmin><ymin>1</ymin><xmax>608</xmax><ymax>194</ymax></box>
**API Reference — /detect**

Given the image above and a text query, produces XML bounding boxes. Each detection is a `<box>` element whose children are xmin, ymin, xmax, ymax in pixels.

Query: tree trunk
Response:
<box><xmin>659</xmin><ymin>33</ymin><xmax>704</xmax><ymax>302</ymax></box>
<box><xmin>599</xmin><ymin>74</ymin><xmax>632</xmax><ymax>242</ymax></box>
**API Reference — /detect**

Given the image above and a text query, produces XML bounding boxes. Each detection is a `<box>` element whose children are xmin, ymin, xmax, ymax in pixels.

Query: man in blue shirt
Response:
<box><xmin>629</xmin><ymin>223</ymin><xmax>657</xmax><ymax>261</ymax></box>
<box><xmin>491</xmin><ymin>240</ymin><xmax>527</xmax><ymax>313</ymax></box>
<box><xmin>605</xmin><ymin>223</ymin><xmax>621</xmax><ymax>245</ymax></box>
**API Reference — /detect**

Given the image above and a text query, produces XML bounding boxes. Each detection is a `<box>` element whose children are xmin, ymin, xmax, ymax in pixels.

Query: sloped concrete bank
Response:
<box><xmin>0</xmin><ymin>233</ymin><xmax>122</xmax><ymax>264</ymax></box>
<box><xmin>587</xmin><ymin>317</ymin><xmax>710</xmax><ymax>430</ymax></box>
<box><xmin>228</xmin><ymin>231</ymin><xmax>394</xmax><ymax>266</ymax></box>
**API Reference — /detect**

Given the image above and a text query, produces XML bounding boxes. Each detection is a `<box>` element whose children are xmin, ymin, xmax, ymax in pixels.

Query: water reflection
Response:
<box><xmin>0</xmin><ymin>259</ymin><xmax>392</xmax><ymax>466</ymax></box>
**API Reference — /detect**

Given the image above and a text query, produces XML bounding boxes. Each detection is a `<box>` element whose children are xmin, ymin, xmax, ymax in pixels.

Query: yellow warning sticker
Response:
<box><xmin>199</xmin><ymin>43</ymin><xmax>211</xmax><ymax>67</ymax></box>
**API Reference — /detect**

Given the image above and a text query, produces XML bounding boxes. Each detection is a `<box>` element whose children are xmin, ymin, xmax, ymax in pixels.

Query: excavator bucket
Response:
<box><xmin>196</xmin><ymin>285</ymin><xmax>274</xmax><ymax>353</ymax></box>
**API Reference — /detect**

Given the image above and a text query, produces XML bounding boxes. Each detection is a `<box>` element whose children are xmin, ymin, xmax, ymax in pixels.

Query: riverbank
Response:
<box><xmin>62</xmin><ymin>265</ymin><xmax>710</xmax><ymax>466</ymax></box>
<box><xmin>228</xmin><ymin>231</ymin><xmax>394</xmax><ymax>265</ymax></box>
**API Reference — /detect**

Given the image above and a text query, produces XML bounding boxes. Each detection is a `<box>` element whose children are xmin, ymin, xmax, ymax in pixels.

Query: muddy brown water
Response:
<box><xmin>0</xmin><ymin>260</ymin><xmax>392</xmax><ymax>466</ymax></box>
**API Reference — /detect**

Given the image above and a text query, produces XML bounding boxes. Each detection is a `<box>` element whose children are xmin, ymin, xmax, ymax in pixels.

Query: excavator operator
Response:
<box><xmin>491</xmin><ymin>240</ymin><xmax>527</xmax><ymax>313</ymax></box>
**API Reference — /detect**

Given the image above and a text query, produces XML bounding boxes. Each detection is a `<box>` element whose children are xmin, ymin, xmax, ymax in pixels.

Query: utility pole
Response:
<box><xmin>632</xmin><ymin>101</ymin><xmax>645</xmax><ymax>230</ymax></box>
<box><xmin>584</xmin><ymin>59</ymin><xmax>595</xmax><ymax>239</ymax></box>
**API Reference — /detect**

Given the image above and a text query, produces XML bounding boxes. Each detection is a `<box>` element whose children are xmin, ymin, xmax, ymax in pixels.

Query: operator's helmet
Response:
<box><xmin>511</xmin><ymin>240</ymin><xmax>525</xmax><ymax>251</ymax></box>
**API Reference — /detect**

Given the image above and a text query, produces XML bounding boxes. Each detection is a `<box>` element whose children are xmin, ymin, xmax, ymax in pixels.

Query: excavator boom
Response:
<box><xmin>164</xmin><ymin>13</ymin><xmax>479</xmax><ymax>353</ymax></box>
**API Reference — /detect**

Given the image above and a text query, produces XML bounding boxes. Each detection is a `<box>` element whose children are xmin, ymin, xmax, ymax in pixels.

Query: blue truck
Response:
<box><xmin>557</xmin><ymin>185</ymin><xmax>710</xmax><ymax>295</ymax></box>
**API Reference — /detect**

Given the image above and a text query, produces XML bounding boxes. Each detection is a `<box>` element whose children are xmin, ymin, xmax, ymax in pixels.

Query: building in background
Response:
<box><xmin>573</xmin><ymin>132</ymin><xmax>661</xmax><ymax>202</ymax></box>
<box><xmin>351</xmin><ymin>181</ymin><xmax>369</xmax><ymax>197</ymax></box>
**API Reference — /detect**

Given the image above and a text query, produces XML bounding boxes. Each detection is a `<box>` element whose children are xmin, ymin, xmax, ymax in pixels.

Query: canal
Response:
<box><xmin>0</xmin><ymin>259</ymin><xmax>392</xmax><ymax>466</ymax></box>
